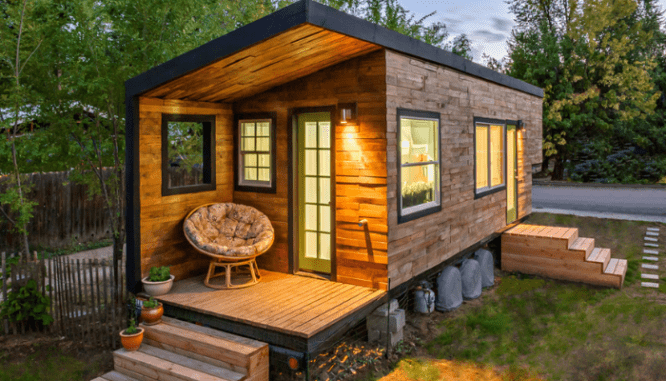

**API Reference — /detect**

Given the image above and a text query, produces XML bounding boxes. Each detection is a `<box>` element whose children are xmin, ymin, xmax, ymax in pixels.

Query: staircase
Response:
<box><xmin>93</xmin><ymin>316</ymin><xmax>269</xmax><ymax>381</ymax></box>
<box><xmin>502</xmin><ymin>224</ymin><xmax>628</xmax><ymax>289</ymax></box>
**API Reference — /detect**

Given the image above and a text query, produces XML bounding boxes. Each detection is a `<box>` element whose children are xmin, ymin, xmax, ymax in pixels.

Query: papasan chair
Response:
<box><xmin>183</xmin><ymin>203</ymin><xmax>274</xmax><ymax>289</ymax></box>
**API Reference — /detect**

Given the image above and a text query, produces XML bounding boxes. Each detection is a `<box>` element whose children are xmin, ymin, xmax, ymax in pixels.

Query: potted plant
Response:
<box><xmin>119</xmin><ymin>318</ymin><xmax>144</xmax><ymax>351</ymax></box>
<box><xmin>141</xmin><ymin>266</ymin><xmax>174</xmax><ymax>296</ymax></box>
<box><xmin>140</xmin><ymin>297</ymin><xmax>164</xmax><ymax>326</ymax></box>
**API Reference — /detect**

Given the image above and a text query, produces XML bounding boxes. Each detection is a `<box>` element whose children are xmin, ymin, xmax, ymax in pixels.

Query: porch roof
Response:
<box><xmin>125</xmin><ymin>0</ymin><xmax>543</xmax><ymax>104</ymax></box>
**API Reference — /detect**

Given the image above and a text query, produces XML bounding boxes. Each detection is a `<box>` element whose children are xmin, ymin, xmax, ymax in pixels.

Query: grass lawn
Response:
<box><xmin>371</xmin><ymin>213</ymin><xmax>666</xmax><ymax>381</ymax></box>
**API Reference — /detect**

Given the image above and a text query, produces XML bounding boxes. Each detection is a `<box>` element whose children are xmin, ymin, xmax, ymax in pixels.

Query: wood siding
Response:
<box><xmin>138</xmin><ymin>98</ymin><xmax>234</xmax><ymax>281</ymax></box>
<box><xmin>385</xmin><ymin>50</ymin><xmax>543</xmax><ymax>287</ymax></box>
<box><xmin>233</xmin><ymin>50</ymin><xmax>389</xmax><ymax>290</ymax></box>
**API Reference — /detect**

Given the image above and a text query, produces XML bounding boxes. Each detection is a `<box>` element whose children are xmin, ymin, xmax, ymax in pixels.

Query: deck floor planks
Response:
<box><xmin>157</xmin><ymin>271</ymin><xmax>385</xmax><ymax>338</ymax></box>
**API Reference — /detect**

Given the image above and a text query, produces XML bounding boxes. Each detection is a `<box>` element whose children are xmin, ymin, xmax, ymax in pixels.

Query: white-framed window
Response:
<box><xmin>475</xmin><ymin>119</ymin><xmax>506</xmax><ymax>196</ymax></box>
<box><xmin>236</xmin><ymin>113</ymin><xmax>276</xmax><ymax>192</ymax></box>
<box><xmin>398</xmin><ymin>109</ymin><xmax>441</xmax><ymax>223</ymax></box>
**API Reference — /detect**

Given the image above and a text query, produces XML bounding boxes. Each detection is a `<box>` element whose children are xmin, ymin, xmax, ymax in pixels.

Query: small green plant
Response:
<box><xmin>148</xmin><ymin>266</ymin><xmax>171</xmax><ymax>282</ymax></box>
<box><xmin>124</xmin><ymin>318</ymin><xmax>138</xmax><ymax>335</ymax></box>
<box><xmin>0</xmin><ymin>279</ymin><xmax>53</xmax><ymax>326</ymax></box>
<box><xmin>143</xmin><ymin>297</ymin><xmax>159</xmax><ymax>309</ymax></box>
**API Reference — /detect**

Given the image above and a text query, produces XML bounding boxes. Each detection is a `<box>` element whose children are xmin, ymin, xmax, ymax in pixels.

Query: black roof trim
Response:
<box><xmin>125</xmin><ymin>0</ymin><xmax>543</xmax><ymax>99</ymax></box>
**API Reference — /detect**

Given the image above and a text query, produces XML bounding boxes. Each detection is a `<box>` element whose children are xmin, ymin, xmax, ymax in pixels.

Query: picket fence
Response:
<box><xmin>0</xmin><ymin>251</ymin><xmax>127</xmax><ymax>349</ymax></box>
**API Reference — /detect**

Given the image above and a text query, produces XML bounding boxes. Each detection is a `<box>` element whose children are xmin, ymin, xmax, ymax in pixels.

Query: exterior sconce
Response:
<box><xmin>517</xmin><ymin>120</ymin><xmax>525</xmax><ymax>130</ymax></box>
<box><xmin>338</xmin><ymin>103</ymin><xmax>357</xmax><ymax>125</ymax></box>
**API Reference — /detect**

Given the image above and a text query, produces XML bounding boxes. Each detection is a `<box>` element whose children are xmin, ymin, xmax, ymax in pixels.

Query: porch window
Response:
<box><xmin>161</xmin><ymin>114</ymin><xmax>215</xmax><ymax>196</ymax></box>
<box><xmin>475</xmin><ymin>118</ymin><xmax>505</xmax><ymax>197</ymax></box>
<box><xmin>398</xmin><ymin>109</ymin><xmax>441</xmax><ymax>223</ymax></box>
<box><xmin>235</xmin><ymin>113</ymin><xmax>277</xmax><ymax>193</ymax></box>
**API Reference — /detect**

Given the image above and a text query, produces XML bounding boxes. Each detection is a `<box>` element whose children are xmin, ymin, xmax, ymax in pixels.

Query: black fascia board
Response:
<box><xmin>125</xmin><ymin>0</ymin><xmax>543</xmax><ymax>100</ymax></box>
<box><xmin>124</xmin><ymin>0</ymin><xmax>309</xmax><ymax>98</ymax></box>
<box><xmin>306</xmin><ymin>0</ymin><xmax>543</xmax><ymax>98</ymax></box>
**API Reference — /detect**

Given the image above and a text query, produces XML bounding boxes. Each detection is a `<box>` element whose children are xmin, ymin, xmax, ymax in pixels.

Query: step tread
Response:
<box><xmin>605</xmin><ymin>258</ymin><xmax>619</xmax><ymax>274</ymax></box>
<box><xmin>160</xmin><ymin>316</ymin><xmax>266</xmax><ymax>350</ymax></box>
<box><xmin>613</xmin><ymin>259</ymin><xmax>628</xmax><ymax>276</ymax></box>
<box><xmin>143</xmin><ymin>319</ymin><xmax>258</xmax><ymax>356</ymax></box>
<box><xmin>97</xmin><ymin>371</ymin><xmax>141</xmax><ymax>381</ymax></box>
<box><xmin>587</xmin><ymin>247</ymin><xmax>602</xmax><ymax>261</ymax></box>
<box><xmin>570</xmin><ymin>237</ymin><xmax>594</xmax><ymax>251</ymax></box>
<box><xmin>589</xmin><ymin>248</ymin><xmax>610</xmax><ymax>264</ymax></box>
<box><xmin>115</xmin><ymin>345</ymin><xmax>244</xmax><ymax>381</ymax></box>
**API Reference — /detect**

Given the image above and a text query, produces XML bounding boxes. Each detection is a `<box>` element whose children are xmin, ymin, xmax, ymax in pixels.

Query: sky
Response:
<box><xmin>400</xmin><ymin>0</ymin><xmax>666</xmax><ymax>63</ymax></box>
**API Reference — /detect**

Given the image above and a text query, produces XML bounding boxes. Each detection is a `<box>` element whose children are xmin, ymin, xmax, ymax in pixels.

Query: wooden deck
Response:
<box><xmin>155</xmin><ymin>271</ymin><xmax>386</xmax><ymax>353</ymax></box>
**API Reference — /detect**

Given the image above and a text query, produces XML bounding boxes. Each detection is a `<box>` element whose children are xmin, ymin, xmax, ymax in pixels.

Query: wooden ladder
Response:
<box><xmin>93</xmin><ymin>316</ymin><xmax>269</xmax><ymax>381</ymax></box>
<box><xmin>501</xmin><ymin>224</ymin><xmax>628</xmax><ymax>289</ymax></box>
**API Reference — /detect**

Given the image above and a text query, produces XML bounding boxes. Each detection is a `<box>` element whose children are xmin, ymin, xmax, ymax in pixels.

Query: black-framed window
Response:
<box><xmin>397</xmin><ymin>109</ymin><xmax>441</xmax><ymax>223</ymax></box>
<box><xmin>474</xmin><ymin>117</ymin><xmax>506</xmax><ymax>198</ymax></box>
<box><xmin>161</xmin><ymin>114</ymin><xmax>216</xmax><ymax>196</ymax></box>
<box><xmin>234</xmin><ymin>112</ymin><xmax>277</xmax><ymax>193</ymax></box>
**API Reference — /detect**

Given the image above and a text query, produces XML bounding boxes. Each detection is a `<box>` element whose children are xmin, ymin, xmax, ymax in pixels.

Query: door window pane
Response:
<box><xmin>476</xmin><ymin>125</ymin><xmax>488</xmax><ymax>189</ymax></box>
<box><xmin>490</xmin><ymin>125</ymin><xmax>504</xmax><ymax>187</ymax></box>
<box><xmin>320</xmin><ymin>233</ymin><xmax>331</xmax><ymax>260</ymax></box>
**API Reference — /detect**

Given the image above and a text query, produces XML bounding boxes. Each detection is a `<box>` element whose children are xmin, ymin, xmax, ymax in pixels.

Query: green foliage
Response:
<box><xmin>496</xmin><ymin>275</ymin><xmax>545</xmax><ymax>296</ymax></box>
<box><xmin>143</xmin><ymin>297</ymin><xmax>159</xmax><ymax>309</ymax></box>
<box><xmin>124</xmin><ymin>318</ymin><xmax>138</xmax><ymax>335</ymax></box>
<box><xmin>167</xmin><ymin>121</ymin><xmax>204</xmax><ymax>174</ymax></box>
<box><xmin>506</xmin><ymin>0</ymin><xmax>664</xmax><ymax>180</ymax></box>
<box><xmin>0</xmin><ymin>177</ymin><xmax>37</xmax><ymax>235</ymax></box>
<box><xmin>148</xmin><ymin>266</ymin><xmax>171</xmax><ymax>282</ymax></box>
<box><xmin>0</xmin><ymin>279</ymin><xmax>53</xmax><ymax>326</ymax></box>
<box><xmin>401</xmin><ymin>181</ymin><xmax>433</xmax><ymax>208</ymax></box>
<box><xmin>396</xmin><ymin>358</ymin><xmax>440</xmax><ymax>381</ymax></box>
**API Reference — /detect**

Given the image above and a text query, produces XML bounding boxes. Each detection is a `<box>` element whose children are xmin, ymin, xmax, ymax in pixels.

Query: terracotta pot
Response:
<box><xmin>141</xmin><ymin>303</ymin><xmax>164</xmax><ymax>326</ymax></box>
<box><xmin>119</xmin><ymin>327</ymin><xmax>144</xmax><ymax>351</ymax></box>
<box><xmin>141</xmin><ymin>275</ymin><xmax>175</xmax><ymax>296</ymax></box>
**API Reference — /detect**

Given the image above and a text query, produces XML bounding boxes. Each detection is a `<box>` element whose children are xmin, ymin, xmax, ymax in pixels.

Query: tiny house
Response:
<box><xmin>125</xmin><ymin>0</ymin><xmax>542</xmax><ymax>364</ymax></box>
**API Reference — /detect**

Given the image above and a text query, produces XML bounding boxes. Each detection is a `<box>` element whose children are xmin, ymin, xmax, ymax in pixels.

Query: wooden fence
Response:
<box><xmin>0</xmin><ymin>251</ymin><xmax>127</xmax><ymax>349</ymax></box>
<box><xmin>0</xmin><ymin>170</ymin><xmax>118</xmax><ymax>251</ymax></box>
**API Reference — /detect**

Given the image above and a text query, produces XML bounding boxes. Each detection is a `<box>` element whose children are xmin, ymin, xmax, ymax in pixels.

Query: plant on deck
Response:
<box><xmin>148</xmin><ymin>266</ymin><xmax>171</xmax><ymax>282</ymax></box>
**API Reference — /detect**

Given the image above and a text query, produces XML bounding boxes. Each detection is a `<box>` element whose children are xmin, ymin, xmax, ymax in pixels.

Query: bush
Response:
<box><xmin>569</xmin><ymin>145</ymin><xmax>666</xmax><ymax>184</ymax></box>
<box><xmin>0</xmin><ymin>279</ymin><xmax>53</xmax><ymax>327</ymax></box>
<box><xmin>148</xmin><ymin>266</ymin><xmax>171</xmax><ymax>282</ymax></box>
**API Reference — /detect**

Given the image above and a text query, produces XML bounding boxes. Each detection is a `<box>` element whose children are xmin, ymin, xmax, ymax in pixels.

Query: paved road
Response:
<box><xmin>532</xmin><ymin>185</ymin><xmax>666</xmax><ymax>222</ymax></box>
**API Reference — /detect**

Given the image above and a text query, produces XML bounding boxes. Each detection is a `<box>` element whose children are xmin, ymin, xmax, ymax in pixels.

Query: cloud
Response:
<box><xmin>491</xmin><ymin>17</ymin><xmax>513</xmax><ymax>32</ymax></box>
<box><xmin>472</xmin><ymin>30</ymin><xmax>506</xmax><ymax>43</ymax></box>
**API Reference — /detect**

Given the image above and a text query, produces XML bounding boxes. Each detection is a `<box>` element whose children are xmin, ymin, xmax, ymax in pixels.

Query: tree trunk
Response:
<box><xmin>552</xmin><ymin>154</ymin><xmax>566</xmax><ymax>180</ymax></box>
<box><xmin>541</xmin><ymin>156</ymin><xmax>551</xmax><ymax>175</ymax></box>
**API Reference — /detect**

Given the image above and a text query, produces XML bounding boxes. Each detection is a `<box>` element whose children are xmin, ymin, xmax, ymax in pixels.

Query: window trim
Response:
<box><xmin>161</xmin><ymin>114</ymin><xmax>216</xmax><ymax>196</ymax></box>
<box><xmin>473</xmin><ymin>117</ymin><xmax>507</xmax><ymax>199</ymax></box>
<box><xmin>234</xmin><ymin>112</ymin><xmax>277</xmax><ymax>194</ymax></box>
<box><xmin>397</xmin><ymin>108</ymin><xmax>442</xmax><ymax>224</ymax></box>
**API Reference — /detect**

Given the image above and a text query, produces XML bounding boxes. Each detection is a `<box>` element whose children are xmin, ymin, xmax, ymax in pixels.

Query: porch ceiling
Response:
<box><xmin>143</xmin><ymin>24</ymin><xmax>381</xmax><ymax>103</ymax></box>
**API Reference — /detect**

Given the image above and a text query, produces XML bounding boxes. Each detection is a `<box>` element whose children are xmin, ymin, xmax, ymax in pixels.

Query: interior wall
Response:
<box><xmin>385</xmin><ymin>50</ymin><xmax>543</xmax><ymax>287</ymax></box>
<box><xmin>233</xmin><ymin>49</ymin><xmax>389</xmax><ymax>290</ymax></box>
<box><xmin>138</xmin><ymin>97</ymin><xmax>234</xmax><ymax>281</ymax></box>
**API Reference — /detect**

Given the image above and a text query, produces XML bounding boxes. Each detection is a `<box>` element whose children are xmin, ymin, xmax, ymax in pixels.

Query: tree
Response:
<box><xmin>0</xmin><ymin>0</ymin><xmax>49</xmax><ymax>256</ymax></box>
<box><xmin>506</xmin><ymin>0</ymin><xmax>661</xmax><ymax>179</ymax></box>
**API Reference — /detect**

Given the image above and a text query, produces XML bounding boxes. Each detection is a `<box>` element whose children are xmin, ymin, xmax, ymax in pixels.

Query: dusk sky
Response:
<box><xmin>400</xmin><ymin>0</ymin><xmax>666</xmax><ymax>63</ymax></box>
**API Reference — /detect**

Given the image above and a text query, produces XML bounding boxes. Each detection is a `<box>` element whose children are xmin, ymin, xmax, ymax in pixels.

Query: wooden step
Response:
<box><xmin>586</xmin><ymin>247</ymin><xmax>611</xmax><ymax>273</ymax></box>
<box><xmin>94</xmin><ymin>370</ymin><xmax>141</xmax><ymax>381</ymax></box>
<box><xmin>608</xmin><ymin>258</ymin><xmax>628</xmax><ymax>287</ymax></box>
<box><xmin>114</xmin><ymin>344</ymin><xmax>245</xmax><ymax>381</ymax></box>
<box><xmin>504</xmin><ymin>225</ymin><xmax>579</xmax><ymax>251</ymax></box>
<box><xmin>569</xmin><ymin>237</ymin><xmax>595</xmax><ymax>257</ymax></box>
<box><xmin>142</xmin><ymin>316</ymin><xmax>268</xmax><ymax>381</ymax></box>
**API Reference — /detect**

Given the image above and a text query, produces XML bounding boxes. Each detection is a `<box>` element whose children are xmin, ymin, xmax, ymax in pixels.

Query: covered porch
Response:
<box><xmin>154</xmin><ymin>271</ymin><xmax>387</xmax><ymax>354</ymax></box>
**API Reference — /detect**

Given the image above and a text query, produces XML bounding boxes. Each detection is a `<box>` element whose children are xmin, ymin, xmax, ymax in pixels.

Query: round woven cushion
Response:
<box><xmin>183</xmin><ymin>203</ymin><xmax>274</xmax><ymax>257</ymax></box>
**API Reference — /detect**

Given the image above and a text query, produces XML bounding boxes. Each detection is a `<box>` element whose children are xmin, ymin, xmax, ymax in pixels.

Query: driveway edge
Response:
<box><xmin>533</xmin><ymin>180</ymin><xmax>666</xmax><ymax>190</ymax></box>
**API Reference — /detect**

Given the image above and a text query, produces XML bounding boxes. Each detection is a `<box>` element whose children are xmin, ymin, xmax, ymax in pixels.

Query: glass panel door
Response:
<box><xmin>298</xmin><ymin>112</ymin><xmax>332</xmax><ymax>274</ymax></box>
<box><xmin>507</xmin><ymin>124</ymin><xmax>518</xmax><ymax>223</ymax></box>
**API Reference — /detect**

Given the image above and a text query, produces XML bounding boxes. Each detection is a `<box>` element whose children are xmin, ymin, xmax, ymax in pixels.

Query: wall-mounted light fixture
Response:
<box><xmin>338</xmin><ymin>103</ymin><xmax>357</xmax><ymax>125</ymax></box>
<box><xmin>517</xmin><ymin>120</ymin><xmax>525</xmax><ymax>130</ymax></box>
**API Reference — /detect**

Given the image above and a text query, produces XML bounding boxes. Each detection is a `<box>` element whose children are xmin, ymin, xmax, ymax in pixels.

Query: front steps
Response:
<box><xmin>93</xmin><ymin>316</ymin><xmax>269</xmax><ymax>381</ymax></box>
<box><xmin>502</xmin><ymin>224</ymin><xmax>628</xmax><ymax>289</ymax></box>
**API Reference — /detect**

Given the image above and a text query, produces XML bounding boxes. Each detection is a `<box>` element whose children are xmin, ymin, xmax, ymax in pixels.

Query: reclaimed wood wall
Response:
<box><xmin>138</xmin><ymin>98</ymin><xmax>234</xmax><ymax>281</ymax></box>
<box><xmin>233</xmin><ymin>50</ymin><xmax>389</xmax><ymax>290</ymax></box>
<box><xmin>384</xmin><ymin>50</ymin><xmax>543</xmax><ymax>287</ymax></box>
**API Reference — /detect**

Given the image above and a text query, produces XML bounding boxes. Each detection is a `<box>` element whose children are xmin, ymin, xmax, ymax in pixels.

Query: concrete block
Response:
<box><xmin>372</xmin><ymin>299</ymin><xmax>399</xmax><ymax>316</ymax></box>
<box><xmin>645</xmin><ymin>237</ymin><xmax>658</xmax><ymax>242</ymax></box>
<box><xmin>642</xmin><ymin>263</ymin><xmax>659</xmax><ymax>270</ymax></box>
<box><xmin>367</xmin><ymin>308</ymin><xmax>405</xmax><ymax>332</ymax></box>
<box><xmin>645</xmin><ymin>243</ymin><xmax>659</xmax><ymax>248</ymax></box>
<box><xmin>643</xmin><ymin>256</ymin><xmax>659</xmax><ymax>261</ymax></box>
<box><xmin>368</xmin><ymin>329</ymin><xmax>381</xmax><ymax>342</ymax></box>
<box><xmin>641</xmin><ymin>282</ymin><xmax>659</xmax><ymax>288</ymax></box>
<box><xmin>644</xmin><ymin>249</ymin><xmax>659</xmax><ymax>255</ymax></box>
<box><xmin>375</xmin><ymin>329</ymin><xmax>404</xmax><ymax>347</ymax></box>
<box><xmin>641</xmin><ymin>273</ymin><xmax>659</xmax><ymax>280</ymax></box>
<box><xmin>647</xmin><ymin>227</ymin><xmax>660</xmax><ymax>232</ymax></box>
<box><xmin>646</xmin><ymin>231</ymin><xmax>659</xmax><ymax>237</ymax></box>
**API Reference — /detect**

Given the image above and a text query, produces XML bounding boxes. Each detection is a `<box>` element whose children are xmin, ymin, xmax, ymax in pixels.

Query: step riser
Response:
<box><xmin>143</xmin><ymin>326</ymin><xmax>251</xmax><ymax>371</ymax></box>
<box><xmin>502</xmin><ymin>242</ymin><xmax>586</xmax><ymax>261</ymax></box>
<box><xmin>503</xmin><ymin>257</ymin><xmax>622</xmax><ymax>289</ymax></box>
<box><xmin>504</xmin><ymin>236</ymin><xmax>571</xmax><ymax>251</ymax></box>
<box><xmin>143</xmin><ymin>338</ymin><xmax>247</xmax><ymax>376</ymax></box>
<box><xmin>503</xmin><ymin>252</ymin><xmax>606</xmax><ymax>275</ymax></box>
